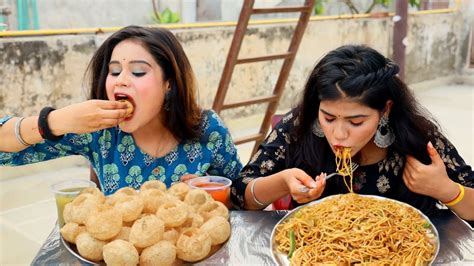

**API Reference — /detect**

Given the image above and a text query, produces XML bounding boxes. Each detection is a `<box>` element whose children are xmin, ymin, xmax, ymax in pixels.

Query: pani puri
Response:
<box><xmin>198</xmin><ymin>201</ymin><xmax>229</xmax><ymax>221</ymax></box>
<box><xmin>163</xmin><ymin>228</ymin><xmax>180</xmax><ymax>245</ymax></box>
<box><xmin>176</xmin><ymin>228</ymin><xmax>212</xmax><ymax>262</ymax></box>
<box><xmin>122</xmin><ymin>220</ymin><xmax>135</xmax><ymax>228</ymax></box>
<box><xmin>168</xmin><ymin>182</ymin><xmax>191</xmax><ymax>200</ymax></box>
<box><xmin>141</xmin><ymin>180</ymin><xmax>166</xmax><ymax>191</ymax></box>
<box><xmin>115</xmin><ymin>187</ymin><xmax>138</xmax><ymax>196</ymax></box>
<box><xmin>129</xmin><ymin>215</ymin><xmax>164</xmax><ymax>248</ymax></box>
<box><xmin>139</xmin><ymin>189</ymin><xmax>168</xmax><ymax>213</ymax></box>
<box><xmin>200</xmin><ymin>216</ymin><xmax>231</xmax><ymax>245</ymax></box>
<box><xmin>60</xmin><ymin>222</ymin><xmax>86</xmax><ymax>244</ymax></box>
<box><xmin>85</xmin><ymin>205</ymin><xmax>123</xmax><ymax>241</ymax></box>
<box><xmin>69</xmin><ymin>194</ymin><xmax>102</xmax><ymax>225</ymax></box>
<box><xmin>180</xmin><ymin>212</ymin><xmax>204</xmax><ymax>230</ymax></box>
<box><xmin>78</xmin><ymin>187</ymin><xmax>105</xmax><ymax>203</ymax></box>
<box><xmin>63</xmin><ymin>203</ymin><xmax>73</xmax><ymax>224</ymax></box>
<box><xmin>140</xmin><ymin>240</ymin><xmax>176</xmax><ymax>266</ymax></box>
<box><xmin>119</xmin><ymin>99</ymin><xmax>134</xmax><ymax>118</ymax></box>
<box><xmin>209</xmin><ymin>244</ymin><xmax>222</xmax><ymax>257</ymax></box>
<box><xmin>156</xmin><ymin>201</ymin><xmax>189</xmax><ymax>227</ymax></box>
<box><xmin>105</xmin><ymin>193</ymin><xmax>126</xmax><ymax>206</ymax></box>
<box><xmin>184</xmin><ymin>189</ymin><xmax>212</xmax><ymax>209</ymax></box>
<box><xmin>103</xmin><ymin>239</ymin><xmax>139</xmax><ymax>266</ymax></box>
<box><xmin>113</xmin><ymin>226</ymin><xmax>131</xmax><ymax>241</ymax></box>
<box><xmin>113</xmin><ymin>195</ymin><xmax>144</xmax><ymax>222</ymax></box>
<box><xmin>75</xmin><ymin>232</ymin><xmax>107</xmax><ymax>262</ymax></box>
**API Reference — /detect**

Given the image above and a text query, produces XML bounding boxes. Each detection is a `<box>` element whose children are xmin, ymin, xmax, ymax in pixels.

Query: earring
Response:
<box><xmin>374</xmin><ymin>115</ymin><xmax>395</xmax><ymax>148</ymax></box>
<box><xmin>164</xmin><ymin>90</ymin><xmax>171</xmax><ymax>111</ymax></box>
<box><xmin>312</xmin><ymin>119</ymin><xmax>325</xmax><ymax>138</ymax></box>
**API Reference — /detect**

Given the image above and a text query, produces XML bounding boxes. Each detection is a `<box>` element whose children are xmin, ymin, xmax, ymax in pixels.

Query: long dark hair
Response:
<box><xmin>85</xmin><ymin>25</ymin><xmax>201</xmax><ymax>141</ymax></box>
<box><xmin>289</xmin><ymin>45</ymin><xmax>440</xmax><ymax>215</ymax></box>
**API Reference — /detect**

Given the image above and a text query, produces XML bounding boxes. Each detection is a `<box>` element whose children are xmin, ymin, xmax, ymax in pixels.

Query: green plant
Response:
<box><xmin>409</xmin><ymin>0</ymin><xmax>421</xmax><ymax>9</ymax></box>
<box><xmin>314</xmin><ymin>0</ymin><xmax>422</xmax><ymax>15</ymax></box>
<box><xmin>151</xmin><ymin>7</ymin><xmax>180</xmax><ymax>24</ymax></box>
<box><xmin>314</xmin><ymin>0</ymin><xmax>325</xmax><ymax>15</ymax></box>
<box><xmin>151</xmin><ymin>0</ymin><xmax>180</xmax><ymax>24</ymax></box>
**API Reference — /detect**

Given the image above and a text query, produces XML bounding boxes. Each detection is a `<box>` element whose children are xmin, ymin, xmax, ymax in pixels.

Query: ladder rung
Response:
<box><xmin>236</xmin><ymin>52</ymin><xmax>294</xmax><ymax>64</ymax></box>
<box><xmin>252</xmin><ymin>5</ymin><xmax>312</xmax><ymax>14</ymax></box>
<box><xmin>222</xmin><ymin>95</ymin><xmax>278</xmax><ymax>110</ymax></box>
<box><xmin>235</xmin><ymin>133</ymin><xmax>264</xmax><ymax>145</ymax></box>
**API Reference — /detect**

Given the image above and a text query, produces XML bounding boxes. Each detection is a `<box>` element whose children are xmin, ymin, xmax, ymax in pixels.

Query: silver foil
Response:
<box><xmin>32</xmin><ymin>210</ymin><xmax>474</xmax><ymax>265</ymax></box>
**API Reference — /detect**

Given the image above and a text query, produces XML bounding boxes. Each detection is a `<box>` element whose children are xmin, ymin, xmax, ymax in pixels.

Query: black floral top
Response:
<box><xmin>230</xmin><ymin>111</ymin><xmax>474</xmax><ymax>216</ymax></box>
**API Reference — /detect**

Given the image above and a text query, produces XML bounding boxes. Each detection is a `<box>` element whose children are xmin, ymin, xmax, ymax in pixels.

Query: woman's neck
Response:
<box><xmin>132</xmin><ymin>117</ymin><xmax>178</xmax><ymax>158</ymax></box>
<box><xmin>355</xmin><ymin>140</ymin><xmax>388</xmax><ymax>166</ymax></box>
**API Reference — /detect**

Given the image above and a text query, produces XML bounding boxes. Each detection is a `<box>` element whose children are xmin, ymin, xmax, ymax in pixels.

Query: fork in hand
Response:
<box><xmin>324</xmin><ymin>162</ymin><xmax>359</xmax><ymax>181</ymax></box>
<box><xmin>299</xmin><ymin>162</ymin><xmax>359</xmax><ymax>193</ymax></box>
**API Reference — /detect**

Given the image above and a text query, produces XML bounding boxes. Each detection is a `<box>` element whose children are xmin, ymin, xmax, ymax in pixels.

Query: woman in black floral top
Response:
<box><xmin>230</xmin><ymin>45</ymin><xmax>474</xmax><ymax>220</ymax></box>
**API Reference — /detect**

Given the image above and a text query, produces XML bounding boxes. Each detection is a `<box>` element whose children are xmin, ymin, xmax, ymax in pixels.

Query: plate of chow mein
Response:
<box><xmin>271</xmin><ymin>193</ymin><xmax>439</xmax><ymax>265</ymax></box>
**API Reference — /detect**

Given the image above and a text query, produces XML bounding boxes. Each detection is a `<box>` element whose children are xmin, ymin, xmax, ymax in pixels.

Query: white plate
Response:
<box><xmin>270</xmin><ymin>194</ymin><xmax>440</xmax><ymax>265</ymax></box>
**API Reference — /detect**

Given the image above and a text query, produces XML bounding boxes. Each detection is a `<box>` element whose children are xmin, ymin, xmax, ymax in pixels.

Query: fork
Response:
<box><xmin>324</xmin><ymin>162</ymin><xmax>359</xmax><ymax>181</ymax></box>
<box><xmin>299</xmin><ymin>162</ymin><xmax>359</xmax><ymax>193</ymax></box>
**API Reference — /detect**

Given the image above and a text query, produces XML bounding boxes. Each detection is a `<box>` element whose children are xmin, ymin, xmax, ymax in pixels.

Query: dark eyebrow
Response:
<box><xmin>108</xmin><ymin>60</ymin><xmax>152</xmax><ymax>67</ymax></box>
<box><xmin>320</xmin><ymin>108</ymin><xmax>369</xmax><ymax>119</ymax></box>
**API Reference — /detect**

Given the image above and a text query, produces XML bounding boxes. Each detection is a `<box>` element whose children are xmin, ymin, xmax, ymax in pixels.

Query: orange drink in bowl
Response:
<box><xmin>51</xmin><ymin>179</ymin><xmax>97</xmax><ymax>227</ymax></box>
<box><xmin>188</xmin><ymin>176</ymin><xmax>232</xmax><ymax>207</ymax></box>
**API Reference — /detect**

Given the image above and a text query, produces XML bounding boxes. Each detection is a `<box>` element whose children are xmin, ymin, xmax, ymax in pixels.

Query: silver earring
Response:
<box><xmin>312</xmin><ymin>119</ymin><xmax>325</xmax><ymax>138</ymax></box>
<box><xmin>374</xmin><ymin>115</ymin><xmax>395</xmax><ymax>148</ymax></box>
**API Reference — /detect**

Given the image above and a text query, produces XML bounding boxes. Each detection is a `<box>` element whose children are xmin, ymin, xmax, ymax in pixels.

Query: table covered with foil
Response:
<box><xmin>32</xmin><ymin>210</ymin><xmax>474</xmax><ymax>265</ymax></box>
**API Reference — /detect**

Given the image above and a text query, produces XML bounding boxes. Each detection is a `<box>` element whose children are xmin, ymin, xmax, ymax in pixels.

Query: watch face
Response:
<box><xmin>0</xmin><ymin>115</ymin><xmax>13</xmax><ymax>126</ymax></box>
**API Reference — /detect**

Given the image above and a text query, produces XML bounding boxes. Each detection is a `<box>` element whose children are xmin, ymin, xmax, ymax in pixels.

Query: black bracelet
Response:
<box><xmin>38</xmin><ymin>107</ymin><xmax>63</xmax><ymax>141</ymax></box>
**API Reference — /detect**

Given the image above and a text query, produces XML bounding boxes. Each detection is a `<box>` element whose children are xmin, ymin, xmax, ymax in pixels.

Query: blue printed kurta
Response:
<box><xmin>0</xmin><ymin>110</ymin><xmax>242</xmax><ymax>195</ymax></box>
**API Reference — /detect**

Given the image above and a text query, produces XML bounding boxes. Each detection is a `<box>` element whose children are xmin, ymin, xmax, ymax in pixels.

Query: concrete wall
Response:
<box><xmin>0</xmin><ymin>0</ymin><xmax>198</xmax><ymax>30</ymax></box>
<box><xmin>0</xmin><ymin>12</ymin><xmax>471</xmax><ymax>121</ymax></box>
<box><xmin>0</xmin><ymin>0</ymin><xmax>452</xmax><ymax>30</ymax></box>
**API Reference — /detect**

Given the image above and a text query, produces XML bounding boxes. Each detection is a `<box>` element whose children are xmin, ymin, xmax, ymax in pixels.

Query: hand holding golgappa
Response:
<box><xmin>47</xmin><ymin>100</ymin><xmax>130</xmax><ymax>135</ymax></box>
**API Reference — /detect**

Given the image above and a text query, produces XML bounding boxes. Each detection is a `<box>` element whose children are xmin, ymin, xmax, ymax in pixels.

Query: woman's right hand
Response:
<box><xmin>283</xmin><ymin>168</ymin><xmax>326</xmax><ymax>204</ymax></box>
<box><xmin>49</xmin><ymin>100</ymin><xmax>129</xmax><ymax>135</ymax></box>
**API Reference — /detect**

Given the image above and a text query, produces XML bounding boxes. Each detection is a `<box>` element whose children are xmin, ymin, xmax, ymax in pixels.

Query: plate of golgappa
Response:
<box><xmin>60</xmin><ymin>180</ymin><xmax>231</xmax><ymax>265</ymax></box>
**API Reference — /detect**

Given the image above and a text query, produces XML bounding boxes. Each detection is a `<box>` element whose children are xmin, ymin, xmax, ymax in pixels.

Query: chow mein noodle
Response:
<box><xmin>275</xmin><ymin>194</ymin><xmax>436</xmax><ymax>264</ymax></box>
<box><xmin>335</xmin><ymin>147</ymin><xmax>353</xmax><ymax>193</ymax></box>
<box><xmin>275</xmin><ymin>147</ymin><xmax>436</xmax><ymax>264</ymax></box>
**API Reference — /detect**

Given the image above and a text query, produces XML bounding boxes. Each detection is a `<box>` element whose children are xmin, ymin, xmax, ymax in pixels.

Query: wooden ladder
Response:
<box><xmin>212</xmin><ymin>0</ymin><xmax>315</xmax><ymax>156</ymax></box>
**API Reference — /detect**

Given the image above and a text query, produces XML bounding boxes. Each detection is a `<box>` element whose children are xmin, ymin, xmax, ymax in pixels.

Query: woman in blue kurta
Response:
<box><xmin>0</xmin><ymin>26</ymin><xmax>242</xmax><ymax>195</ymax></box>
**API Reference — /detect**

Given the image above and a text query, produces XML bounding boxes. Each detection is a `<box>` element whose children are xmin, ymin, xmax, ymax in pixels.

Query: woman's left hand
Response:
<box><xmin>403</xmin><ymin>141</ymin><xmax>458</xmax><ymax>201</ymax></box>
